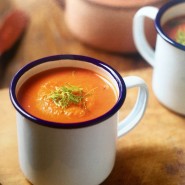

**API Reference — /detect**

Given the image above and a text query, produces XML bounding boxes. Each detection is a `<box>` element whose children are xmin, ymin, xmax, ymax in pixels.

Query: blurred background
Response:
<box><xmin>0</xmin><ymin>0</ymin><xmax>167</xmax><ymax>88</ymax></box>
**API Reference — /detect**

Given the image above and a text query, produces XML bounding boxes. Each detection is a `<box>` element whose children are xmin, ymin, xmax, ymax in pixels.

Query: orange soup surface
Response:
<box><xmin>17</xmin><ymin>67</ymin><xmax>117</xmax><ymax>123</ymax></box>
<box><xmin>163</xmin><ymin>15</ymin><xmax>185</xmax><ymax>46</ymax></box>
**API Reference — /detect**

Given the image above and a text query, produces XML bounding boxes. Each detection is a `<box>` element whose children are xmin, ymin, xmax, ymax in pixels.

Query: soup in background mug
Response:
<box><xmin>10</xmin><ymin>55</ymin><xmax>148</xmax><ymax>185</ymax></box>
<box><xmin>163</xmin><ymin>15</ymin><xmax>185</xmax><ymax>46</ymax></box>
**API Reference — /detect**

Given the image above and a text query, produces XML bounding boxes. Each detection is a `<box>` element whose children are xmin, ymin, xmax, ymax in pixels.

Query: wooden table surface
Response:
<box><xmin>0</xmin><ymin>0</ymin><xmax>185</xmax><ymax>185</ymax></box>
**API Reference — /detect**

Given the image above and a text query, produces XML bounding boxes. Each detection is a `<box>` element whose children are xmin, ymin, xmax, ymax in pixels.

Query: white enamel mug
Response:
<box><xmin>10</xmin><ymin>55</ymin><xmax>148</xmax><ymax>185</ymax></box>
<box><xmin>133</xmin><ymin>0</ymin><xmax>185</xmax><ymax>116</ymax></box>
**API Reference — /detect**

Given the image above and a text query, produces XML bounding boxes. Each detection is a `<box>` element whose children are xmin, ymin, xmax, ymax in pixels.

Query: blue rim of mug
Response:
<box><xmin>155</xmin><ymin>0</ymin><xmax>185</xmax><ymax>51</ymax></box>
<box><xmin>9</xmin><ymin>54</ymin><xmax>126</xmax><ymax>129</ymax></box>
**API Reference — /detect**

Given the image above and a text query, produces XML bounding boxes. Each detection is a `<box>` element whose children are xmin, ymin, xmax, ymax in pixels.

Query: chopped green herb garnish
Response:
<box><xmin>48</xmin><ymin>84</ymin><xmax>83</xmax><ymax>109</ymax></box>
<box><xmin>48</xmin><ymin>84</ymin><xmax>96</xmax><ymax>109</ymax></box>
<box><xmin>176</xmin><ymin>30</ymin><xmax>185</xmax><ymax>46</ymax></box>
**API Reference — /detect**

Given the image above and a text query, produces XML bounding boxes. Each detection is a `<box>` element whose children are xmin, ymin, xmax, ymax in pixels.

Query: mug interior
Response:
<box><xmin>155</xmin><ymin>0</ymin><xmax>185</xmax><ymax>50</ymax></box>
<box><xmin>10</xmin><ymin>55</ymin><xmax>126</xmax><ymax>128</ymax></box>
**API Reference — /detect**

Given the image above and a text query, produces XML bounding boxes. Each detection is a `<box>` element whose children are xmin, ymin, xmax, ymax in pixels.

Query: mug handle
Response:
<box><xmin>118</xmin><ymin>76</ymin><xmax>148</xmax><ymax>137</ymax></box>
<box><xmin>133</xmin><ymin>6</ymin><xmax>158</xmax><ymax>67</ymax></box>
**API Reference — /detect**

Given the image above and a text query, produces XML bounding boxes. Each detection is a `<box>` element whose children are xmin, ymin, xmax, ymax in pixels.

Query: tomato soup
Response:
<box><xmin>17</xmin><ymin>67</ymin><xmax>117</xmax><ymax>123</ymax></box>
<box><xmin>163</xmin><ymin>15</ymin><xmax>185</xmax><ymax>46</ymax></box>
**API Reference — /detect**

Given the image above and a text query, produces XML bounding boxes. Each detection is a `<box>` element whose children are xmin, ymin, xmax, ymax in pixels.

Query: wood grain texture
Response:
<box><xmin>0</xmin><ymin>0</ymin><xmax>185</xmax><ymax>185</ymax></box>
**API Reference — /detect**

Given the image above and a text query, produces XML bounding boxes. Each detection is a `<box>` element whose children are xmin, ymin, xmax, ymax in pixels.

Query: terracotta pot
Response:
<box><xmin>59</xmin><ymin>0</ymin><xmax>168</xmax><ymax>53</ymax></box>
